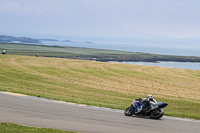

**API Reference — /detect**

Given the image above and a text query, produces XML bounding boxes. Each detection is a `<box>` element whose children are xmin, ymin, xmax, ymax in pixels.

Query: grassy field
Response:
<box><xmin>0</xmin><ymin>54</ymin><xmax>200</xmax><ymax>119</ymax></box>
<box><xmin>0</xmin><ymin>123</ymin><xmax>75</xmax><ymax>133</ymax></box>
<box><xmin>1</xmin><ymin>42</ymin><xmax>200</xmax><ymax>62</ymax></box>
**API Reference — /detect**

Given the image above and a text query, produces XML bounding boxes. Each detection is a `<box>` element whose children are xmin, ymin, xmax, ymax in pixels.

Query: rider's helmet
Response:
<box><xmin>147</xmin><ymin>94</ymin><xmax>153</xmax><ymax>100</ymax></box>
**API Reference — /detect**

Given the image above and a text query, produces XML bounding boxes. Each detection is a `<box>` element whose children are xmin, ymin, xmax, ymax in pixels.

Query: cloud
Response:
<box><xmin>1</xmin><ymin>0</ymin><xmax>200</xmax><ymax>38</ymax></box>
<box><xmin>0</xmin><ymin>1</ymin><xmax>21</xmax><ymax>12</ymax></box>
<box><xmin>0</xmin><ymin>0</ymin><xmax>43</xmax><ymax>14</ymax></box>
<box><xmin>0</xmin><ymin>0</ymin><xmax>66</xmax><ymax>15</ymax></box>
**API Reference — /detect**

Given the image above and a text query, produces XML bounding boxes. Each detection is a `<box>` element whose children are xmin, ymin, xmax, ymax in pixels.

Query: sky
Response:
<box><xmin>0</xmin><ymin>0</ymin><xmax>200</xmax><ymax>40</ymax></box>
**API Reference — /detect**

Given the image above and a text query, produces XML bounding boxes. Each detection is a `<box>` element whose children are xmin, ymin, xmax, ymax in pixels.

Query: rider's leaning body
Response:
<box><xmin>134</xmin><ymin>94</ymin><xmax>157</xmax><ymax>114</ymax></box>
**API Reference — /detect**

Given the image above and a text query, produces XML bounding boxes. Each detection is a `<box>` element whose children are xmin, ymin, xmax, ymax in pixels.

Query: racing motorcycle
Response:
<box><xmin>124</xmin><ymin>99</ymin><xmax>168</xmax><ymax>119</ymax></box>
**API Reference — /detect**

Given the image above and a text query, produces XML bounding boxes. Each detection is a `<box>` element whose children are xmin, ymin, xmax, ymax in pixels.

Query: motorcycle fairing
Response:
<box><xmin>157</xmin><ymin>102</ymin><xmax>168</xmax><ymax>109</ymax></box>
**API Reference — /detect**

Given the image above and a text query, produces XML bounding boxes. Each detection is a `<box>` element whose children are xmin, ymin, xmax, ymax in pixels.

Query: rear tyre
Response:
<box><xmin>150</xmin><ymin>108</ymin><xmax>164</xmax><ymax>119</ymax></box>
<box><xmin>124</xmin><ymin>105</ymin><xmax>135</xmax><ymax>116</ymax></box>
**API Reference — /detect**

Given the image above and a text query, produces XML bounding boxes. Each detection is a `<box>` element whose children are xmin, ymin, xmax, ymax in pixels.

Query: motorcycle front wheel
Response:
<box><xmin>149</xmin><ymin>108</ymin><xmax>164</xmax><ymax>119</ymax></box>
<box><xmin>124</xmin><ymin>105</ymin><xmax>135</xmax><ymax>116</ymax></box>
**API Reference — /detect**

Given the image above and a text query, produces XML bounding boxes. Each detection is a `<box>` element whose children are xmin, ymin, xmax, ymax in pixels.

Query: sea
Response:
<box><xmin>40</xmin><ymin>40</ymin><xmax>200</xmax><ymax>70</ymax></box>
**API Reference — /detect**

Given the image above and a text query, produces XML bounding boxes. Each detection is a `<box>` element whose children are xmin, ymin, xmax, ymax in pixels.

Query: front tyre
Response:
<box><xmin>149</xmin><ymin>108</ymin><xmax>164</xmax><ymax>119</ymax></box>
<box><xmin>124</xmin><ymin>105</ymin><xmax>135</xmax><ymax>116</ymax></box>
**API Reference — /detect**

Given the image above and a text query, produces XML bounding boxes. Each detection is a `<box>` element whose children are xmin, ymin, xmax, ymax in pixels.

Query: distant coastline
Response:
<box><xmin>1</xmin><ymin>41</ymin><xmax>200</xmax><ymax>64</ymax></box>
<box><xmin>0</xmin><ymin>35</ymin><xmax>40</xmax><ymax>44</ymax></box>
<box><xmin>0</xmin><ymin>35</ymin><xmax>93</xmax><ymax>44</ymax></box>
<box><xmin>110</xmin><ymin>61</ymin><xmax>200</xmax><ymax>70</ymax></box>
<box><xmin>1</xmin><ymin>35</ymin><xmax>200</xmax><ymax>64</ymax></box>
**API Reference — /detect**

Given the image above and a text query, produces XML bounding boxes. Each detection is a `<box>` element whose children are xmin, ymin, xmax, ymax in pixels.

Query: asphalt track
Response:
<box><xmin>0</xmin><ymin>92</ymin><xmax>199</xmax><ymax>133</ymax></box>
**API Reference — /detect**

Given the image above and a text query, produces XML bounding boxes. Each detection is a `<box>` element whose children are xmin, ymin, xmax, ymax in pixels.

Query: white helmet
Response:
<box><xmin>147</xmin><ymin>94</ymin><xmax>153</xmax><ymax>100</ymax></box>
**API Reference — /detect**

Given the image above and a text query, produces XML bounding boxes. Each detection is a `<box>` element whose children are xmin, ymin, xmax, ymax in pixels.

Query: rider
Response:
<box><xmin>135</xmin><ymin>94</ymin><xmax>157</xmax><ymax>114</ymax></box>
<box><xmin>146</xmin><ymin>94</ymin><xmax>157</xmax><ymax>104</ymax></box>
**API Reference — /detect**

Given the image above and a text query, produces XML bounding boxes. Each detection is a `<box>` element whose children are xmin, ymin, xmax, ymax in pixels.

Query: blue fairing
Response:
<box><xmin>132</xmin><ymin>101</ymin><xmax>143</xmax><ymax>113</ymax></box>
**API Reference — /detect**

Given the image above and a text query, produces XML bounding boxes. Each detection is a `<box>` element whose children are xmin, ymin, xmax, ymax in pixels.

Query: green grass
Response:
<box><xmin>0</xmin><ymin>55</ymin><xmax>200</xmax><ymax>119</ymax></box>
<box><xmin>0</xmin><ymin>123</ymin><xmax>75</xmax><ymax>133</ymax></box>
<box><xmin>1</xmin><ymin>42</ymin><xmax>200</xmax><ymax>62</ymax></box>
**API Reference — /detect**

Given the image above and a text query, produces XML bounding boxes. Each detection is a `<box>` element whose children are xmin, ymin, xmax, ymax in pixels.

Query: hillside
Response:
<box><xmin>0</xmin><ymin>35</ymin><xmax>40</xmax><ymax>43</ymax></box>
<box><xmin>0</xmin><ymin>55</ymin><xmax>199</xmax><ymax>119</ymax></box>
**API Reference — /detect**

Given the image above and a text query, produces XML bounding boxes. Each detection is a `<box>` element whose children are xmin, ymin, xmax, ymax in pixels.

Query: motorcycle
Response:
<box><xmin>124</xmin><ymin>99</ymin><xmax>168</xmax><ymax>119</ymax></box>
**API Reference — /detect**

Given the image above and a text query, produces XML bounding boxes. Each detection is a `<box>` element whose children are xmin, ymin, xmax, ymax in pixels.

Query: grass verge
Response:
<box><xmin>0</xmin><ymin>123</ymin><xmax>75</xmax><ymax>133</ymax></box>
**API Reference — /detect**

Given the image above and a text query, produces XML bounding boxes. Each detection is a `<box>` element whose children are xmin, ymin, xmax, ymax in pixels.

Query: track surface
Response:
<box><xmin>0</xmin><ymin>92</ymin><xmax>199</xmax><ymax>133</ymax></box>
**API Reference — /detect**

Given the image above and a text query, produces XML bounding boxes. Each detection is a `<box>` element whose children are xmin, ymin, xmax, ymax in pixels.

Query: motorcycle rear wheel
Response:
<box><xmin>124</xmin><ymin>105</ymin><xmax>135</xmax><ymax>116</ymax></box>
<box><xmin>149</xmin><ymin>108</ymin><xmax>164</xmax><ymax>119</ymax></box>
